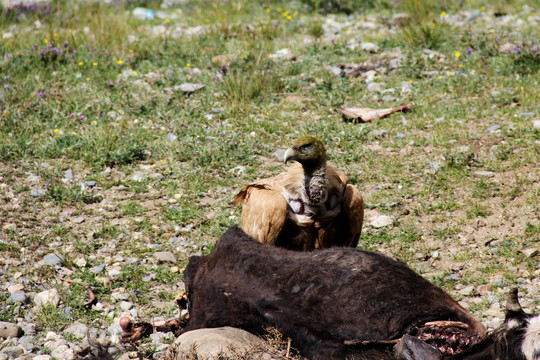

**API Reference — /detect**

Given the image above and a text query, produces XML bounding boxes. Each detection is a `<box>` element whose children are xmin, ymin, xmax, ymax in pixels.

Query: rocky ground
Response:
<box><xmin>0</xmin><ymin>0</ymin><xmax>539</xmax><ymax>359</ymax></box>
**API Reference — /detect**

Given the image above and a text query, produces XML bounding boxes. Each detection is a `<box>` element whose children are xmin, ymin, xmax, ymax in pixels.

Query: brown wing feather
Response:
<box><xmin>339</xmin><ymin>183</ymin><xmax>364</xmax><ymax>247</ymax></box>
<box><xmin>234</xmin><ymin>181</ymin><xmax>289</xmax><ymax>244</ymax></box>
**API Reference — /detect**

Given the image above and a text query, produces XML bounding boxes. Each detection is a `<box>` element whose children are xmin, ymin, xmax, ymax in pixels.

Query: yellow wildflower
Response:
<box><xmin>117</xmin><ymin>60</ymin><xmax>123</xmax><ymax>65</ymax></box>
<box><xmin>455</xmin><ymin>51</ymin><xmax>460</xmax><ymax>58</ymax></box>
<box><xmin>165</xmin><ymin>18</ymin><xmax>170</xmax><ymax>23</ymax></box>
<box><xmin>44</xmin><ymin>39</ymin><xmax>49</xmax><ymax>44</ymax></box>
<box><xmin>441</xmin><ymin>11</ymin><xmax>446</xmax><ymax>17</ymax></box>
<box><xmin>93</xmin><ymin>62</ymin><xmax>98</xmax><ymax>66</ymax></box>
<box><xmin>78</xmin><ymin>62</ymin><xmax>84</xmax><ymax>66</ymax></box>
<box><xmin>54</xmin><ymin>129</ymin><xmax>59</xmax><ymax>133</ymax></box>
<box><xmin>186</xmin><ymin>63</ymin><xmax>191</xmax><ymax>67</ymax></box>
<box><xmin>133</xmin><ymin>71</ymin><xmax>138</xmax><ymax>75</ymax></box>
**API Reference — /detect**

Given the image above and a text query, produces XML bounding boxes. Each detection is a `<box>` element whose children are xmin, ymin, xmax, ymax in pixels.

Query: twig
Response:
<box><xmin>56</xmin><ymin>277</ymin><xmax>98</xmax><ymax>308</ymax></box>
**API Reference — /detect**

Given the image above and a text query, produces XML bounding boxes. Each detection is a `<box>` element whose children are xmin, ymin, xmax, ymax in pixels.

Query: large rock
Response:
<box><xmin>169</xmin><ymin>327</ymin><xmax>271</xmax><ymax>360</ymax></box>
<box><xmin>0</xmin><ymin>321</ymin><xmax>23</xmax><ymax>338</ymax></box>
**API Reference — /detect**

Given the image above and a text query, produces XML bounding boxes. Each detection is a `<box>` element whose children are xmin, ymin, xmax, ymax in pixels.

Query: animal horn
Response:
<box><xmin>505</xmin><ymin>287</ymin><xmax>522</xmax><ymax>312</ymax></box>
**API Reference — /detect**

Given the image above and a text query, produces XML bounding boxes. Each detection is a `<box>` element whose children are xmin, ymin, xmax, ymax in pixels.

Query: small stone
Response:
<box><xmin>269</xmin><ymin>48</ymin><xmax>294</xmax><ymax>60</ymax></box>
<box><xmin>34</xmin><ymin>288</ymin><xmax>60</xmax><ymax>309</ymax></box>
<box><xmin>91</xmin><ymin>265</ymin><xmax>105</xmax><ymax>273</ymax></box>
<box><xmin>51</xmin><ymin>345</ymin><xmax>75</xmax><ymax>360</ymax></box>
<box><xmin>154</xmin><ymin>251</ymin><xmax>177</xmax><ymax>263</ymax></box>
<box><xmin>485</xmin><ymin>124</ymin><xmax>501</xmax><ymax>133</ymax></box>
<box><xmin>273</xmin><ymin>149</ymin><xmax>286</xmax><ymax>162</ymax></box>
<box><xmin>7</xmin><ymin>284</ymin><xmax>24</xmax><ymax>293</ymax></box>
<box><xmin>396</xmin><ymin>132</ymin><xmax>405</xmax><ymax>140</ymax></box>
<box><xmin>119</xmin><ymin>301</ymin><xmax>134</xmax><ymax>311</ymax></box>
<box><xmin>43</xmin><ymin>254</ymin><xmax>63</xmax><ymax>266</ymax></box>
<box><xmin>360</xmin><ymin>42</ymin><xmax>379</xmax><ymax>53</ymax></box>
<box><xmin>0</xmin><ymin>321</ymin><xmax>24</xmax><ymax>339</ymax></box>
<box><xmin>142</xmin><ymin>275</ymin><xmax>154</xmax><ymax>282</ymax></box>
<box><xmin>177</xmin><ymin>83</ymin><xmax>205</xmax><ymax>93</ymax></box>
<box><xmin>74</xmin><ymin>257</ymin><xmax>87</xmax><ymax>268</ymax></box>
<box><xmin>64</xmin><ymin>169</ymin><xmax>74</xmax><ymax>181</ymax></box>
<box><xmin>521</xmin><ymin>248</ymin><xmax>539</xmax><ymax>258</ymax></box>
<box><xmin>33</xmin><ymin>356</ymin><xmax>52</xmax><ymax>360</ymax></box>
<box><xmin>519</xmin><ymin>112</ymin><xmax>535</xmax><ymax>118</ymax></box>
<box><xmin>369</xmin><ymin>215</ymin><xmax>393</xmax><ymax>228</ymax></box>
<box><xmin>446</xmin><ymin>273</ymin><xmax>461</xmax><ymax>281</ymax></box>
<box><xmin>473</xmin><ymin>170</ymin><xmax>495</xmax><ymax>178</ymax></box>
<box><xmin>83</xmin><ymin>180</ymin><xmax>96</xmax><ymax>188</ymax></box>
<box><xmin>533</xmin><ymin>120</ymin><xmax>540</xmax><ymax>129</ymax></box>
<box><xmin>71</xmin><ymin>216</ymin><xmax>85</xmax><ymax>224</ymax></box>
<box><xmin>1</xmin><ymin>346</ymin><xmax>23</xmax><ymax>358</ymax></box>
<box><xmin>166</xmin><ymin>132</ymin><xmax>177</xmax><ymax>142</ymax></box>
<box><xmin>460</xmin><ymin>284</ymin><xmax>475</xmax><ymax>296</ymax></box>
<box><xmin>498</xmin><ymin>42</ymin><xmax>518</xmax><ymax>54</ymax></box>
<box><xmin>477</xmin><ymin>283</ymin><xmax>493</xmax><ymax>296</ymax></box>
<box><xmin>108</xmin><ymin>268</ymin><xmax>121</xmax><ymax>278</ymax></box>
<box><xmin>493</xmin><ymin>279</ymin><xmax>507</xmax><ymax>287</ymax></box>
<box><xmin>31</xmin><ymin>189</ymin><xmax>46</xmax><ymax>198</ymax></box>
<box><xmin>366</xmin><ymin>82</ymin><xmax>383</xmax><ymax>92</ymax></box>
<box><xmin>8</xmin><ymin>291</ymin><xmax>29</xmax><ymax>304</ymax></box>
<box><xmin>64</xmin><ymin>322</ymin><xmax>89</xmax><ymax>339</ymax></box>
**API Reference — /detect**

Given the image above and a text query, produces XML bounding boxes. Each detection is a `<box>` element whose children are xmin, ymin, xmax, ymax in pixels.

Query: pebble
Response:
<box><xmin>43</xmin><ymin>254</ymin><xmax>64</xmax><ymax>266</ymax></box>
<box><xmin>34</xmin><ymin>289</ymin><xmax>60</xmax><ymax>309</ymax></box>
<box><xmin>177</xmin><ymin>83</ymin><xmax>205</xmax><ymax>93</ymax></box>
<box><xmin>521</xmin><ymin>248</ymin><xmax>538</xmax><ymax>258</ymax></box>
<box><xmin>119</xmin><ymin>301</ymin><xmax>134</xmax><ymax>311</ymax></box>
<box><xmin>366</xmin><ymin>82</ymin><xmax>383</xmax><ymax>92</ymax></box>
<box><xmin>8</xmin><ymin>291</ymin><xmax>30</xmax><ymax>304</ymax></box>
<box><xmin>369</xmin><ymin>215</ymin><xmax>393</xmax><ymax>228</ymax></box>
<box><xmin>360</xmin><ymin>42</ymin><xmax>379</xmax><ymax>53</ymax></box>
<box><xmin>71</xmin><ymin>216</ymin><xmax>85</xmax><ymax>224</ymax></box>
<box><xmin>446</xmin><ymin>273</ymin><xmax>461</xmax><ymax>280</ymax></box>
<box><xmin>64</xmin><ymin>322</ymin><xmax>89</xmax><ymax>339</ymax></box>
<box><xmin>154</xmin><ymin>251</ymin><xmax>177</xmax><ymax>263</ymax></box>
<box><xmin>7</xmin><ymin>284</ymin><xmax>24</xmax><ymax>293</ymax></box>
<box><xmin>31</xmin><ymin>189</ymin><xmax>47</xmax><ymax>198</ymax></box>
<box><xmin>473</xmin><ymin>170</ymin><xmax>495</xmax><ymax>178</ymax></box>
<box><xmin>485</xmin><ymin>124</ymin><xmax>501</xmax><ymax>133</ymax></box>
<box><xmin>273</xmin><ymin>149</ymin><xmax>286</xmax><ymax>162</ymax></box>
<box><xmin>18</xmin><ymin>335</ymin><xmax>36</xmax><ymax>351</ymax></box>
<box><xmin>83</xmin><ymin>180</ymin><xmax>96</xmax><ymax>188</ymax></box>
<box><xmin>1</xmin><ymin>346</ymin><xmax>24</xmax><ymax>358</ymax></box>
<box><xmin>493</xmin><ymin>279</ymin><xmax>507</xmax><ymax>287</ymax></box>
<box><xmin>534</xmin><ymin>120</ymin><xmax>540</xmax><ymax>129</ymax></box>
<box><xmin>34</xmin><ymin>356</ymin><xmax>52</xmax><ymax>360</ymax></box>
<box><xmin>64</xmin><ymin>169</ymin><xmax>74</xmax><ymax>181</ymax></box>
<box><xmin>91</xmin><ymin>264</ymin><xmax>105</xmax><ymax>273</ymax></box>
<box><xmin>166</xmin><ymin>132</ymin><xmax>177</xmax><ymax>142</ymax></box>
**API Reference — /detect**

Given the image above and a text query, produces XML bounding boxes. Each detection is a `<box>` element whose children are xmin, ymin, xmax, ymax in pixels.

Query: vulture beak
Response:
<box><xmin>284</xmin><ymin>147</ymin><xmax>298</xmax><ymax>164</ymax></box>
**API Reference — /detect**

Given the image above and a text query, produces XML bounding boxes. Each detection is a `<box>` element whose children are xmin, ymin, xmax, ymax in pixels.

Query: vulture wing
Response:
<box><xmin>339</xmin><ymin>183</ymin><xmax>364</xmax><ymax>247</ymax></box>
<box><xmin>233</xmin><ymin>180</ymin><xmax>289</xmax><ymax>244</ymax></box>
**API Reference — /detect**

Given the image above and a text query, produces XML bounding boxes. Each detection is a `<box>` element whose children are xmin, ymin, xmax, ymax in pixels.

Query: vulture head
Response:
<box><xmin>284</xmin><ymin>136</ymin><xmax>327</xmax><ymax>168</ymax></box>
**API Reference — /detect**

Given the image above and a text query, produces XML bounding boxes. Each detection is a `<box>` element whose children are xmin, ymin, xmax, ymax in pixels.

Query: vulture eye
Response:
<box><xmin>300</xmin><ymin>144</ymin><xmax>313</xmax><ymax>153</ymax></box>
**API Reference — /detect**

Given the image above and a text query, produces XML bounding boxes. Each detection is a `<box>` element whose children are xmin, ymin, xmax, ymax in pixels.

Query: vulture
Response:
<box><xmin>233</xmin><ymin>136</ymin><xmax>364</xmax><ymax>251</ymax></box>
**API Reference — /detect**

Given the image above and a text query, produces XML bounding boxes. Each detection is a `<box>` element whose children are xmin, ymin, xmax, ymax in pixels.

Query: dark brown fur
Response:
<box><xmin>183</xmin><ymin>227</ymin><xmax>486</xmax><ymax>359</ymax></box>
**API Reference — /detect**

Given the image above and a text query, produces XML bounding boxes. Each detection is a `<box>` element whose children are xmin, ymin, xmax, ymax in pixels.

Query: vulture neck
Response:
<box><xmin>302</xmin><ymin>160</ymin><xmax>327</xmax><ymax>205</ymax></box>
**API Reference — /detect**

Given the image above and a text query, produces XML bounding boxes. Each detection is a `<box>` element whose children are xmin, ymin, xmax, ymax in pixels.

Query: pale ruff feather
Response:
<box><xmin>523</xmin><ymin>315</ymin><xmax>540</xmax><ymax>360</ymax></box>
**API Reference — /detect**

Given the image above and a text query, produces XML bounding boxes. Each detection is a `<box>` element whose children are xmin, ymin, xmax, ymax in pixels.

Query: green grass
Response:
<box><xmin>0</xmin><ymin>0</ymin><xmax>539</xmax><ymax>354</ymax></box>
